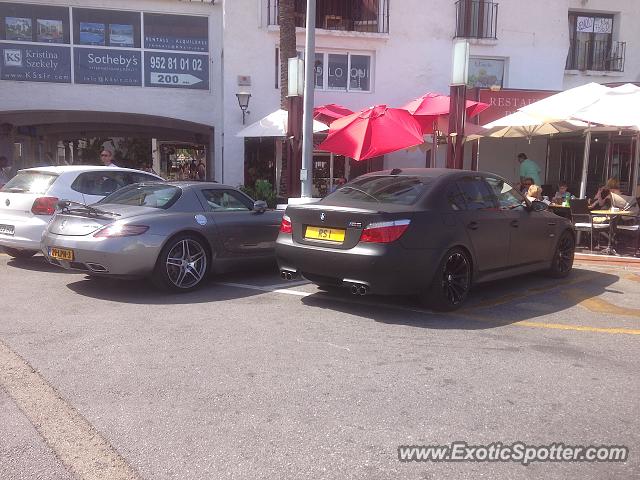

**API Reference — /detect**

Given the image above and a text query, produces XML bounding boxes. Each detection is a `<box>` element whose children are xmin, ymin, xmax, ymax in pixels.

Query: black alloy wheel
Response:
<box><xmin>424</xmin><ymin>248</ymin><xmax>471</xmax><ymax>311</ymax></box>
<box><xmin>548</xmin><ymin>231</ymin><xmax>575</xmax><ymax>278</ymax></box>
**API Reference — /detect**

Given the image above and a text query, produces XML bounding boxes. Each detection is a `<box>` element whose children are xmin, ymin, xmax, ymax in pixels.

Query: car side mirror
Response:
<box><xmin>530</xmin><ymin>200</ymin><xmax>548</xmax><ymax>212</ymax></box>
<box><xmin>253</xmin><ymin>200</ymin><xmax>268</xmax><ymax>213</ymax></box>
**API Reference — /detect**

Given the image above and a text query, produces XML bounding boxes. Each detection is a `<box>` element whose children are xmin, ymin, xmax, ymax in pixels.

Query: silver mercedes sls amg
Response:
<box><xmin>41</xmin><ymin>182</ymin><xmax>283</xmax><ymax>291</ymax></box>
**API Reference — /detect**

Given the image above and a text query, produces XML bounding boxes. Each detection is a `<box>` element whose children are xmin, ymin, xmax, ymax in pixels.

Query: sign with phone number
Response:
<box><xmin>144</xmin><ymin>52</ymin><xmax>209</xmax><ymax>90</ymax></box>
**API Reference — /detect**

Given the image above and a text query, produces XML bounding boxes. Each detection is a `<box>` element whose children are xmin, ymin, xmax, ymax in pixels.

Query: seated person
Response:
<box><xmin>526</xmin><ymin>184</ymin><xmax>550</xmax><ymax>204</ymax></box>
<box><xmin>589</xmin><ymin>187</ymin><xmax>611</xmax><ymax>210</ymax></box>
<box><xmin>605</xmin><ymin>178</ymin><xmax>622</xmax><ymax>195</ymax></box>
<box><xmin>553</xmin><ymin>181</ymin><xmax>572</xmax><ymax>204</ymax></box>
<box><xmin>519</xmin><ymin>177</ymin><xmax>534</xmax><ymax>195</ymax></box>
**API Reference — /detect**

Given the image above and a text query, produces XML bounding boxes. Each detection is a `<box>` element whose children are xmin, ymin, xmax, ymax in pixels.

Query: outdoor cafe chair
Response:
<box><xmin>616</xmin><ymin>212</ymin><xmax>640</xmax><ymax>257</ymax></box>
<box><xmin>570</xmin><ymin>199</ymin><xmax>609</xmax><ymax>251</ymax></box>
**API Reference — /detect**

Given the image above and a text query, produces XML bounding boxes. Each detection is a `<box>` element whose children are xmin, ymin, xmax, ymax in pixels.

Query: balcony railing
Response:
<box><xmin>267</xmin><ymin>0</ymin><xmax>390</xmax><ymax>34</ymax></box>
<box><xmin>454</xmin><ymin>0</ymin><xmax>498</xmax><ymax>39</ymax></box>
<box><xmin>566</xmin><ymin>39</ymin><xmax>626</xmax><ymax>72</ymax></box>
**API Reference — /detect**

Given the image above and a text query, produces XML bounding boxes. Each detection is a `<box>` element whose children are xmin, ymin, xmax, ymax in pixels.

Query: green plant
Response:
<box><xmin>241</xmin><ymin>179</ymin><xmax>277</xmax><ymax>208</ymax></box>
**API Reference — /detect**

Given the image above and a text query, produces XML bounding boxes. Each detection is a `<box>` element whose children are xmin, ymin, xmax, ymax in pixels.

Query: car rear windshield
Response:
<box><xmin>326</xmin><ymin>175</ymin><xmax>431</xmax><ymax>205</ymax></box>
<box><xmin>1</xmin><ymin>171</ymin><xmax>58</xmax><ymax>194</ymax></box>
<box><xmin>99</xmin><ymin>184</ymin><xmax>181</xmax><ymax>209</ymax></box>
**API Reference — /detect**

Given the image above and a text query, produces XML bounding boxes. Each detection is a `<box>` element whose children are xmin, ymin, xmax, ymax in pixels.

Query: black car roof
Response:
<box><xmin>358</xmin><ymin>168</ymin><xmax>491</xmax><ymax>180</ymax></box>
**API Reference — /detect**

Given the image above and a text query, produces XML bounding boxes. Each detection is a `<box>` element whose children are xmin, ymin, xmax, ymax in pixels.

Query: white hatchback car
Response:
<box><xmin>0</xmin><ymin>166</ymin><xmax>163</xmax><ymax>258</ymax></box>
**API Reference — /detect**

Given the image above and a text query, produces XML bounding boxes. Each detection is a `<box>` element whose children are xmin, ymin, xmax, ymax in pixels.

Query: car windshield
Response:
<box><xmin>326</xmin><ymin>175</ymin><xmax>431</xmax><ymax>205</ymax></box>
<box><xmin>99</xmin><ymin>184</ymin><xmax>181</xmax><ymax>209</ymax></box>
<box><xmin>1</xmin><ymin>171</ymin><xmax>58</xmax><ymax>194</ymax></box>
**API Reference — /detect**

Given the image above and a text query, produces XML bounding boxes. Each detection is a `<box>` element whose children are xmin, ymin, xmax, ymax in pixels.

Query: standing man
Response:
<box><xmin>517</xmin><ymin>153</ymin><xmax>541</xmax><ymax>187</ymax></box>
<box><xmin>100</xmin><ymin>146</ymin><xmax>118</xmax><ymax>168</ymax></box>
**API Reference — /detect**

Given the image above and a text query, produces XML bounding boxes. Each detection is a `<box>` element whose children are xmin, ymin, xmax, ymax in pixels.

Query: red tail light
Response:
<box><xmin>31</xmin><ymin>197</ymin><xmax>59</xmax><ymax>216</ymax></box>
<box><xmin>94</xmin><ymin>224</ymin><xmax>149</xmax><ymax>238</ymax></box>
<box><xmin>360</xmin><ymin>219</ymin><xmax>411</xmax><ymax>244</ymax></box>
<box><xmin>279</xmin><ymin>215</ymin><xmax>292</xmax><ymax>234</ymax></box>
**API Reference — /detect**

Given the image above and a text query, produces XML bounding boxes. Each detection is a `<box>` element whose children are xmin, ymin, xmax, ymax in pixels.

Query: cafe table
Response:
<box><xmin>589</xmin><ymin>210</ymin><xmax>636</xmax><ymax>255</ymax></box>
<box><xmin>549</xmin><ymin>203</ymin><xmax>571</xmax><ymax>219</ymax></box>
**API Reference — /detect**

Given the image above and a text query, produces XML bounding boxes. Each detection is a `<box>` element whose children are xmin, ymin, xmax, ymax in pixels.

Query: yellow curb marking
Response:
<box><xmin>461</xmin><ymin>271</ymin><xmax>600</xmax><ymax>311</ymax></box>
<box><xmin>456</xmin><ymin>312</ymin><xmax>640</xmax><ymax>336</ymax></box>
<box><xmin>0</xmin><ymin>340</ymin><xmax>141</xmax><ymax>480</ymax></box>
<box><xmin>564</xmin><ymin>289</ymin><xmax>640</xmax><ymax>318</ymax></box>
<box><xmin>511</xmin><ymin>321</ymin><xmax>640</xmax><ymax>335</ymax></box>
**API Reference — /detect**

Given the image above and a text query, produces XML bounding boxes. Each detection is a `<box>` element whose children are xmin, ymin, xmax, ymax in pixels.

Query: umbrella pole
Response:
<box><xmin>329</xmin><ymin>153</ymin><xmax>334</xmax><ymax>192</ymax></box>
<box><xmin>579</xmin><ymin>126</ymin><xmax>591</xmax><ymax>198</ymax></box>
<box><xmin>633</xmin><ymin>132</ymin><xmax>640</xmax><ymax>199</ymax></box>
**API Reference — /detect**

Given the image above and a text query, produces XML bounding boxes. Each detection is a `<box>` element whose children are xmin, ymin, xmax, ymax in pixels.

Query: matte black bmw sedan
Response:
<box><xmin>276</xmin><ymin>168</ymin><xmax>575</xmax><ymax>311</ymax></box>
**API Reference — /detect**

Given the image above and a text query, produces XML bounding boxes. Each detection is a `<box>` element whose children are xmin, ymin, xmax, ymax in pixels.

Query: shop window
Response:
<box><xmin>144</xmin><ymin>13</ymin><xmax>208</xmax><ymax>52</ymax></box>
<box><xmin>0</xmin><ymin>3</ymin><xmax>70</xmax><ymax>44</ymax></box>
<box><xmin>277</xmin><ymin>49</ymin><xmax>373</xmax><ymax>92</ymax></box>
<box><xmin>73</xmin><ymin>8</ymin><xmax>141</xmax><ymax>48</ymax></box>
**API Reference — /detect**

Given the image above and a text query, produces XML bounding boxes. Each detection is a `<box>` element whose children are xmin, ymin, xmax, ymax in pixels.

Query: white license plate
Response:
<box><xmin>0</xmin><ymin>224</ymin><xmax>14</xmax><ymax>236</ymax></box>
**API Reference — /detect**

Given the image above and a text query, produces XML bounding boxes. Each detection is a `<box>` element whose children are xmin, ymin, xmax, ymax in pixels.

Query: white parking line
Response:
<box><xmin>216</xmin><ymin>282</ymin><xmax>312</xmax><ymax>297</ymax></box>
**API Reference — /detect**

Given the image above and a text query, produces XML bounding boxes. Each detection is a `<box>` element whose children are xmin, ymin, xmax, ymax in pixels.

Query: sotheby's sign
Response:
<box><xmin>0</xmin><ymin>43</ymin><xmax>71</xmax><ymax>83</ymax></box>
<box><xmin>74</xmin><ymin>48</ymin><xmax>142</xmax><ymax>86</ymax></box>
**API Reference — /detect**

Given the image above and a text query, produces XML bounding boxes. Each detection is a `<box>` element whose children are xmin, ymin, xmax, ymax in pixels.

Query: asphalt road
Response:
<box><xmin>0</xmin><ymin>252</ymin><xmax>639</xmax><ymax>480</ymax></box>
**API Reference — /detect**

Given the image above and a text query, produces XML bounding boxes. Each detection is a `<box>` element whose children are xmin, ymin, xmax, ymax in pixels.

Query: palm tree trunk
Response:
<box><xmin>279</xmin><ymin>0</ymin><xmax>297</xmax><ymax>109</ymax></box>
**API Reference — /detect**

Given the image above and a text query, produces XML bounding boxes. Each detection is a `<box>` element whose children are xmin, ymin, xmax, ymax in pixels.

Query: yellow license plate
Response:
<box><xmin>49</xmin><ymin>247</ymin><xmax>74</xmax><ymax>261</ymax></box>
<box><xmin>305</xmin><ymin>226</ymin><xmax>346</xmax><ymax>243</ymax></box>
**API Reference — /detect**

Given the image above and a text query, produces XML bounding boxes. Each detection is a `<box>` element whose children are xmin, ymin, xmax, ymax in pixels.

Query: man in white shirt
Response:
<box><xmin>100</xmin><ymin>146</ymin><xmax>118</xmax><ymax>168</ymax></box>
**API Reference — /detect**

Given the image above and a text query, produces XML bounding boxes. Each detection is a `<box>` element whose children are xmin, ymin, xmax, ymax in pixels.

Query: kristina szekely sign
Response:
<box><xmin>0</xmin><ymin>43</ymin><xmax>71</xmax><ymax>83</ymax></box>
<box><xmin>144</xmin><ymin>52</ymin><xmax>209</xmax><ymax>90</ymax></box>
<box><xmin>74</xmin><ymin>48</ymin><xmax>142</xmax><ymax>86</ymax></box>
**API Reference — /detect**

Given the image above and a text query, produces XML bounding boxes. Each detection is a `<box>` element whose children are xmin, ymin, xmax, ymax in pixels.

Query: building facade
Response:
<box><xmin>1</xmin><ymin>0</ymin><xmax>639</xmax><ymax>192</ymax></box>
<box><xmin>0</xmin><ymin>0</ymin><xmax>222</xmax><ymax>178</ymax></box>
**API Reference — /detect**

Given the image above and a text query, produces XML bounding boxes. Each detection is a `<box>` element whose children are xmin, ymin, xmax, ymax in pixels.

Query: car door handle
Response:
<box><xmin>467</xmin><ymin>221</ymin><xmax>479</xmax><ymax>230</ymax></box>
<box><xmin>548</xmin><ymin>222</ymin><xmax>557</xmax><ymax>226</ymax></box>
<box><xmin>510</xmin><ymin>220</ymin><xmax>519</xmax><ymax>228</ymax></box>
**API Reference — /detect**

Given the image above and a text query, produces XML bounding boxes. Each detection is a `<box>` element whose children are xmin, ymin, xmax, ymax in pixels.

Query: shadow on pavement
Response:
<box><xmin>66</xmin><ymin>276</ymin><xmax>265</xmax><ymax>305</ymax></box>
<box><xmin>300</xmin><ymin>268</ymin><xmax>621</xmax><ymax>331</ymax></box>
<box><xmin>6</xmin><ymin>256</ymin><xmax>77</xmax><ymax>275</ymax></box>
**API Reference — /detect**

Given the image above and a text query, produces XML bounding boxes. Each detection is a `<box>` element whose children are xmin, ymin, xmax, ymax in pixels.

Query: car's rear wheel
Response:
<box><xmin>423</xmin><ymin>248</ymin><xmax>471</xmax><ymax>311</ymax></box>
<box><xmin>3</xmin><ymin>247</ymin><xmax>37</xmax><ymax>259</ymax></box>
<box><xmin>152</xmin><ymin>234</ymin><xmax>209</xmax><ymax>292</ymax></box>
<box><xmin>547</xmin><ymin>231</ymin><xmax>575</xmax><ymax>278</ymax></box>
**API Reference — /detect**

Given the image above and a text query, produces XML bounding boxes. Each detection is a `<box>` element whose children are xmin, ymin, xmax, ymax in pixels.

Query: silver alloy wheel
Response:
<box><xmin>165</xmin><ymin>239</ymin><xmax>207</xmax><ymax>289</ymax></box>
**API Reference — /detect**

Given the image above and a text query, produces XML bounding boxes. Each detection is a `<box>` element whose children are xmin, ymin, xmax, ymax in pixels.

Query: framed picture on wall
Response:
<box><xmin>79</xmin><ymin>22</ymin><xmax>105</xmax><ymax>45</ymax></box>
<box><xmin>5</xmin><ymin>17</ymin><xmax>32</xmax><ymax>41</ymax></box>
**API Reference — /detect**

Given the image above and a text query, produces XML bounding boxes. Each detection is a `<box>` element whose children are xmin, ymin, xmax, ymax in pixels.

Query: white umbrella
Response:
<box><xmin>236</xmin><ymin>109</ymin><xmax>328</xmax><ymax>138</ymax></box>
<box><xmin>571</xmin><ymin>84</ymin><xmax>640</xmax><ymax>198</ymax></box>
<box><xmin>482</xmin><ymin>111</ymin><xmax>586</xmax><ymax>139</ymax></box>
<box><xmin>518</xmin><ymin>83</ymin><xmax>612</xmax><ymax>198</ymax></box>
<box><xmin>572</xmin><ymin>83</ymin><xmax>640</xmax><ymax>128</ymax></box>
<box><xmin>519</xmin><ymin>82</ymin><xmax>610</xmax><ymax>122</ymax></box>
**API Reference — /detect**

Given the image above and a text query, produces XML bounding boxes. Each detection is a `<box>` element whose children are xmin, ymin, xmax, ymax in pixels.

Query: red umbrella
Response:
<box><xmin>318</xmin><ymin>105</ymin><xmax>424</xmax><ymax>161</ymax></box>
<box><xmin>313</xmin><ymin>104</ymin><xmax>354</xmax><ymax>125</ymax></box>
<box><xmin>402</xmin><ymin>93</ymin><xmax>489</xmax><ymax>133</ymax></box>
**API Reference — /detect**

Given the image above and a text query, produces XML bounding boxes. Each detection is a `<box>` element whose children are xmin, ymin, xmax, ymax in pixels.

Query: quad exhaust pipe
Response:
<box><xmin>280</xmin><ymin>270</ymin><xmax>298</xmax><ymax>281</ymax></box>
<box><xmin>349</xmin><ymin>283</ymin><xmax>369</xmax><ymax>296</ymax></box>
